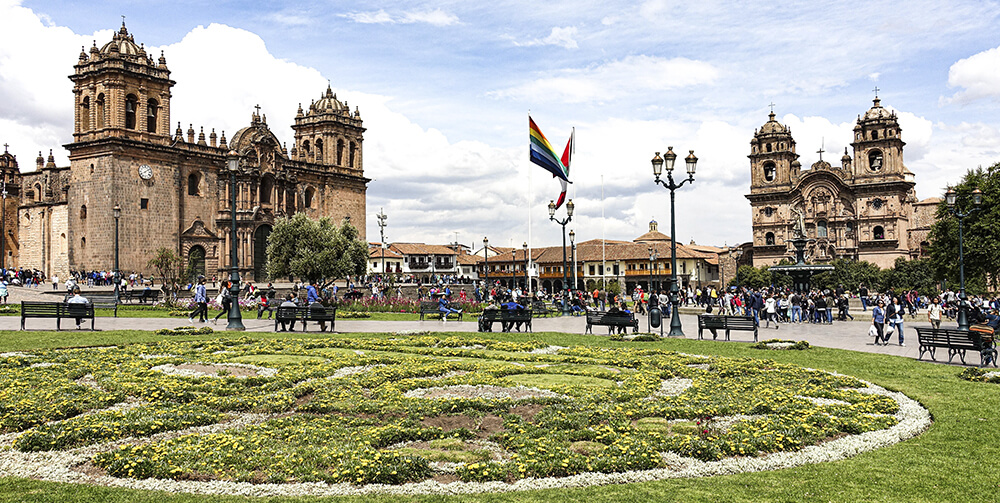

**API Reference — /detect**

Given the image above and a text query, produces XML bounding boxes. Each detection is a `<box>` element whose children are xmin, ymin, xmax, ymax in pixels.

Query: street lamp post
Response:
<box><xmin>569</xmin><ymin>230</ymin><xmax>576</xmax><ymax>294</ymax></box>
<box><xmin>377</xmin><ymin>208</ymin><xmax>387</xmax><ymax>281</ymax></box>
<box><xmin>113</xmin><ymin>205</ymin><xmax>121</xmax><ymax>306</ymax></box>
<box><xmin>0</xmin><ymin>179</ymin><xmax>6</xmax><ymax>272</ymax></box>
<box><xmin>648</xmin><ymin>246</ymin><xmax>658</xmax><ymax>331</ymax></box>
<box><xmin>483</xmin><ymin>237</ymin><xmax>489</xmax><ymax>300</ymax></box>
<box><xmin>548</xmin><ymin>199</ymin><xmax>574</xmax><ymax>315</ymax></box>
<box><xmin>225</xmin><ymin>151</ymin><xmax>245</xmax><ymax>331</ymax></box>
<box><xmin>651</xmin><ymin>147</ymin><xmax>698</xmax><ymax>337</ymax></box>
<box><xmin>946</xmin><ymin>187</ymin><xmax>982</xmax><ymax>331</ymax></box>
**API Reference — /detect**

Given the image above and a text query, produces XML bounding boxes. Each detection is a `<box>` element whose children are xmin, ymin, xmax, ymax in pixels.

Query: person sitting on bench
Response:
<box><xmin>278</xmin><ymin>293</ymin><xmax>299</xmax><ymax>332</ymax></box>
<box><xmin>66</xmin><ymin>286</ymin><xmax>90</xmax><ymax>330</ymax></box>
<box><xmin>438</xmin><ymin>296</ymin><xmax>462</xmax><ymax>322</ymax></box>
<box><xmin>501</xmin><ymin>299</ymin><xmax>526</xmax><ymax>332</ymax></box>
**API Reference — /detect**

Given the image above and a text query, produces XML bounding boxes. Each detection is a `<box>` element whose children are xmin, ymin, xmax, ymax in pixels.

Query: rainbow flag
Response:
<box><xmin>529</xmin><ymin>117</ymin><xmax>570</xmax><ymax>182</ymax></box>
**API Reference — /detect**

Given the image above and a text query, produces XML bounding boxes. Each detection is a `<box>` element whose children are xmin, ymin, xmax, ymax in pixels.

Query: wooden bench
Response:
<box><xmin>273</xmin><ymin>305</ymin><xmax>336</xmax><ymax>332</ymax></box>
<box><xmin>914</xmin><ymin>327</ymin><xmax>997</xmax><ymax>367</ymax></box>
<box><xmin>21</xmin><ymin>301</ymin><xmax>95</xmax><ymax>330</ymax></box>
<box><xmin>419</xmin><ymin>300</ymin><xmax>463</xmax><ymax>321</ymax></box>
<box><xmin>86</xmin><ymin>294</ymin><xmax>120</xmax><ymax>318</ymax></box>
<box><xmin>478</xmin><ymin>309</ymin><xmax>533</xmax><ymax>332</ymax></box>
<box><xmin>531</xmin><ymin>300</ymin><xmax>557</xmax><ymax>317</ymax></box>
<box><xmin>697</xmin><ymin>315</ymin><xmax>758</xmax><ymax>342</ymax></box>
<box><xmin>585</xmin><ymin>311</ymin><xmax>639</xmax><ymax>334</ymax></box>
<box><xmin>124</xmin><ymin>289</ymin><xmax>161</xmax><ymax>303</ymax></box>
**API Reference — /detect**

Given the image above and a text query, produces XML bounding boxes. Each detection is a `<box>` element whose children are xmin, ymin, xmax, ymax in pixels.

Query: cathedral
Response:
<box><xmin>746</xmin><ymin>96</ymin><xmax>938</xmax><ymax>269</ymax></box>
<box><xmin>12</xmin><ymin>22</ymin><xmax>369</xmax><ymax>282</ymax></box>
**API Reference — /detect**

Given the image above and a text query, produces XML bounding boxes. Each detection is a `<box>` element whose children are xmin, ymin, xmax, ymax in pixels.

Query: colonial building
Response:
<box><xmin>16</xmin><ymin>22</ymin><xmax>369</xmax><ymax>281</ymax></box>
<box><xmin>746</xmin><ymin>97</ymin><xmax>937</xmax><ymax>268</ymax></box>
<box><xmin>0</xmin><ymin>147</ymin><xmax>22</xmax><ymax>269</ymax></box>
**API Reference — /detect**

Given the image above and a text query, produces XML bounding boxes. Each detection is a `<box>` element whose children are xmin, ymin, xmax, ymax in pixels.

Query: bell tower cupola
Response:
<box><xmin>851</xmin><ymin>91</ymin><xmax>909</xmax><ymax>181</ymax></box>
<box><xmin>748</xmin><ymin>108</ymin><xmax>799</xmax><ymax>192</ymax></box>
<box><xmin>69</xmin><ymin>21</ymin><xmax>174</xmax><ymax>145</ymax></box>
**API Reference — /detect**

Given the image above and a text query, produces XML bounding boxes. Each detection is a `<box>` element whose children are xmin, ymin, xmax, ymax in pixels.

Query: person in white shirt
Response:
<box><xmin>763</xmin><ymin>294</ymin><xmax>780</xmax><ymax>329</ymax></box>
<box><xmin>66</xmin><ymin>286</ymin><xmax>90</xmax><ymax>329</ymax></box>
<box><xmin>927</xmin><ymin>296</ymin><xmax>942</xmax><ymax>330</ymax></box>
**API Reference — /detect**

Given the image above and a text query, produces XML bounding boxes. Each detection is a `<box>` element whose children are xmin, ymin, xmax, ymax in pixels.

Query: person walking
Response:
<box><xmin>213</xmin><ymin>281</ymin><xmax>233</xmax><ymax>324</ymax></box>
<box><xmin>887</xmin><ymin>297</ymin><xmax>905</xmax><ymax>346</ymax></box>
<box><xmin>872</xmin><ymin>300</ymin><xmax>886</xmax><ymax>345</ymax></box>
<box><xmin>927</xmin><ymin>296</ymin><xmax>942</xmax><ymax>329</ymax></box>
<box><xmin>188</xmin><ymin>277</ymin><xmax>208</xmax><ymax>323</ymax></box>
<box><xmin>763</xmin><ymin>294</ymin><xmax>780</xmax><ymax>329</ymax></box>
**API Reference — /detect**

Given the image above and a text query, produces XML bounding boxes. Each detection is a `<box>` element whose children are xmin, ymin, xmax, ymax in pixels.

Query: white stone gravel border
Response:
<box><xmin>0</xmin><ymin>362</ymin><xmax>931</xmax><ymax>497</ymax></box>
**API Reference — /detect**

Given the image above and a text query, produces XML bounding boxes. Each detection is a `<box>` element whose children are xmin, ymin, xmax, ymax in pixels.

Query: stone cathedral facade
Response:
<box><xmin>746</xmin><ymin>97</ymin><xmax>938</xmax><ymax>269</ymax></box>
<box><xmin>16</xmin><ymin>22</ymin><xmax>369</xmax><ymax>282</ymax></box>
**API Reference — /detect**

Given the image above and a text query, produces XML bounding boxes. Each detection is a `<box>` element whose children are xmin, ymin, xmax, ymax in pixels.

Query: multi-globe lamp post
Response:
<box><xmin>548</xmin><ymin>199</ymin><xmax>574</xmax><ymax>314</ymax></box>
<box><xmin>522</xmin><ymin>242</ymin><xmax>529</xmax><ymax>294</ymax></box>
<box><xmin>225</xmin><ymin>150</ymin><xmax>245</xmax><ymax>331</ymax></box>
<box><xmin>377</xmin><ymin>208</ymin><xmax>387</xmax><ymax>280</ymax></box>
<box><xmin>651</xmin><ymin>147</ymin><xmax>698</xmax><ymax>336</ymax></box>
<box><xmin>945</xmin><ymin>186</ymin><xmax>982</xmax><ymax>331</ymax></box>
<box><xmin>483</xmin><ymin>237</ymin><xmax>489</xmax><ymax>299</ymax></box>
<box><xmin>569</xmin><ymin>230</ymin><xmax>576</xmax><ymax>295</ymax></box>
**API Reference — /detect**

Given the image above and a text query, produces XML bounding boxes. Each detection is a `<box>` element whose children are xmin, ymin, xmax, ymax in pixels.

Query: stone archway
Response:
<box><xmin>187</xmin><ymin>245</ymin><xmax>206</xmax><ymax>280</ymax></box>
<box><xmin>253</xmin><ymin>225</ymin><xmax>272</xmax><ymax>281</ymax></box>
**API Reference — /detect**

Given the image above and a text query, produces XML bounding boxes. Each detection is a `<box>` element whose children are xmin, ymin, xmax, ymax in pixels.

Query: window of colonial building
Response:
<box><xmin>304</xmin><ymin>187</ymin><xmax>315</xmax><ymax>208</ymax></box>
<box><xmin>80</xmin><ymin>205</ymin><xmax>87</xmax><ymax>220</ymax></box>
<box><xmin>765</xmin><ymin>232</ymin><xmax>775</xmax><ymax>245</ymax></box>
<box><xmin>315</xmin><ymin>139</ymin><xmax>323</xmax><ymax>160</ymax></box>
<box><xmin>763</xmin><ymin>162</ymin><xmax>776</xmax><ymax>182</ymax></box>
<box><xmin>187</xmin><ymin>173</ymin><xmax>200</xmax><ymax>196</ymax></box>
<box><xmin>125</xmin><ymin>94</ymin><xmax>138</xmax><ymax>130</ymax></box>
<box><xmin>80</xmin><ymin>97</ymin><xmax>90</xmax><ymax>130</ymax></box>
<box><xmin>96</xmin><ymin>94</ymin><xmax>105</xmax><ymax>128</ymax></box>
<box><xmin>817</xmin><ymin>220</ymin><xmax>827</xmax><ymax>238</ymax></box>
<box><xmin>259</xmin><ymin>176</ymin><xmax>273</xmax><ymax>204</ymax></box>
<box><xmin>140</xmin><ymin>198</ymin><xmax>149</xmax><ymax>210</ymax></box>
<box><xmin>873</xmin><ymin>225</ymin><xmax>885</xmax><ymax>240</ymax></box>
<box><xmin>349</xmin><ymin>142</ymin><xmax>357</xmax><ymax>167</ymax></box>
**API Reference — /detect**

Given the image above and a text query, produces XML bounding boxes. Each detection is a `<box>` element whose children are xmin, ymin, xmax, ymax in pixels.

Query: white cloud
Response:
<box><xmin>489</xmin><ymin>55</ymin><xmax>719</xmax><ymax>103</ymax></box>
<box><xmin>945</xmin><ymin>45</ymin><xmax>1000</xmax><ymax>103</ymax></box>
<box><xmin>512</xmin><ymin>27</ymin><xmax>579</xmax><ymax>49</ymax></box>
<box><xmin>341</xmin><ymin>8</ymin><xmax>459</xmax><ymax>27</ymax></box>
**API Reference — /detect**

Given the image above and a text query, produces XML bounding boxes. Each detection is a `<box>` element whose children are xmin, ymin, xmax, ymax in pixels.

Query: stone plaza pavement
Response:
<box><xmin>2</xmin><ymin>284</ymin><xmax>953</xmax><ymax>366</ymax></box>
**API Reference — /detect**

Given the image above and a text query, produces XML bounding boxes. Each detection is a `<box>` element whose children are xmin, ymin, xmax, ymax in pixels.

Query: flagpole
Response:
<box><xmin>528</xmin><ymin>149</ymin><xmax>532</xmax><ymax>293</ymax></box>
<box><xmin>601</xmin><ymin>174</ymin><xmax>606</xmax><ymax>292</ymax></box>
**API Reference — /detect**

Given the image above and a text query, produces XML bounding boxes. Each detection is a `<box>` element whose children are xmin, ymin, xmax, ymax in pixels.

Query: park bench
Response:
<box><xmin>124</xmin><ymin>289</ymin><xmax>161</xmax><ymax>304</ymax></box>
<box><xmin>914</xmin><ymin>327</ymin><xmax>997</xmax><ymax>367</ymax></box>
<box><xmin>697</xmin><ymin>315</ymin><xmax>759</xmax><ymax>342</ymax></box>
<box><xmin>585</xmin><ymin>311</ymin><xmax>639</xmax><ymax>334</ymax></box>
<box><xmin>273</xmin><ymin>305</ymin><xmax>336</xmax><ymax>332</ymax></box>
<box><xmin>478</xmin><ymin>309</ymin><xmax>533</xmax><ymax>332</ymax></box>
<box><xmin>530</xmin><ymin>300</ymin><xmax>557</xmax><ymax>317</ymax></box>
<box><xmin>21</xmin><ymin>301</ymin><xmax>95</xmax><ymax>330</ymax></box>
<box><xmin>86</xmin><ymin>294</ymin><xmax>120</xmax><ymax>317</ymax></box>
<box><xmin>419</xmin><ymin>300</ymin><xmax>463</xmax><ymax>321</ymax></box>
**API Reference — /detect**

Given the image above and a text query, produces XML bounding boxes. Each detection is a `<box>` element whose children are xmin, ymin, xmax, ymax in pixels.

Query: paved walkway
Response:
<box><xmin>3</xmin><ymin>285</ymin><xmax>960</xmax><ymax>366</ymax></box>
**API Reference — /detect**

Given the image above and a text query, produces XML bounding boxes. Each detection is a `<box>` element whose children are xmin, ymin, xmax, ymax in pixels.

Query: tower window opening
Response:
<box><xmin>765</xmin><ymin>232</ymin><xmax>775</xmax><ymax>245</ymax></box>
<box><xmin>147</xmin><ymin>99</ymin><xmax>158</xmax><ymax>133</ymax></box>
<box><xmin>763</xmin><ymin>161</ymin><xmax>776</xmax><ymax>182</ymax></box>
<box><xmin>125</xmin><ymin>94</ymin><xmax>138</xmax><ymax>130</ymax></box>
<box><xmin>873</xmin><ymin>225</ymin><xmax>885</xmax><ymax>240</ymax></box>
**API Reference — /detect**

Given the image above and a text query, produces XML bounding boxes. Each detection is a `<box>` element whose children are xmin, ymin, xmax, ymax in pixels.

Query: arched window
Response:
<box><xmin>337</xmin><ymin>139</ymin><xmax>345</xmax><ymax>165</ymax></box>
<box><xmin>765</xmin><ymin>232</ymin><xmax>775</xmax><ymax>245</ymax></box>
<box><xmin>349</xmin><ymin>142</ymin><xmax>357</xmax><ymax>167</ymax></box>
<box><xmin>80</xmin><ymin>205</ymin><xmax>87</xmax><ymax>220</ymax></box>
<box><xmin>763</xmin><ymin>161</ymin><xmax>776</xmax><ymax>182</ymax></box>
<box><xmin>817</xmin><ymin>220</ymin><xmax>827</xmax><ymax>238</ymax></box>
<box><xmin>187</xmin><ymin>173</ymin><xmax>200</xmax><ymax>196</ymax></box>
<box><xmin>868</xmin><ymin>150</ymin><xmax>883</xmax><ymax>172</ymax></box>
<box><xmin>286</xmin><ymin>189</ymin><xmax>296</xmax><ymax>214</ymax></box>
<box><xmin>304</xmin><ymin>187</ymin><xmax>315</xmax><ymax>208</ymax></box>
<box><xmin>34</xmin><ymin>183</ymin><xmax>42</xmax><ymax>202</ymax></box>
<box><xmin>146</xmin><ymin>99</ymin><xmax>158</xmax><ymax>133</ymax></box>
<box><xmin>872</xmin><ymin>130</ymin><xmax>879</xmax><ymax>140</ymax></box>
<box><xmin>315</xmin><ymin>139</ymin><xmax>323</xmax><ymax>161</ymax></box>
<box><xmin>81</xmin><ymin>237</ymin><xmax>86</xmax><ymax>249</ymax></box>
<box><xmin>187</xmin><ymin>245</ymin><xmax>206</xmax><ymax>280</ymax></box>
<box><xmin>96</xmin><ymin>94</ymin><xmax>105</xmax><ymax>129</ymax></box>
<box><xmin>301</xmin><ymin>140</ymin><xmax>310</xmax><ymax>157</ymax></box>
<box><xmin>125</xmin><ymin>94</ymin><xmax>138</xmax><ymax>129</ymax></box>
<box><xmin>846</xmin><ymin>221</ymin><xmax>854</xmax><ymax>234</ymax></box>
<box><xmin>80</xmin><ymin>97</ymin><xmax>90</xmax><ymax>131</ymax></box>
<box><xmin>259</xmin><ymin>175</ymin><xmax>273</xmax><ymax>204</ymax></box>
<box><xmin>873</xmin><ymin>226</ymin><xmax>885</xmax><ymax>240</ymax></box>
<box><xmin>766</xmin><ymin>143</ymin><xmax>772</xmax><ymax>152</ymax></box>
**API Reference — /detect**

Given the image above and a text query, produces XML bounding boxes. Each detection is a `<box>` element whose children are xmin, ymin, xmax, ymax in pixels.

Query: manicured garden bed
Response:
<box><xmin>0</xmin><ymin>330</ymin><xmax>997</xmax><ymax>502</ymax></box>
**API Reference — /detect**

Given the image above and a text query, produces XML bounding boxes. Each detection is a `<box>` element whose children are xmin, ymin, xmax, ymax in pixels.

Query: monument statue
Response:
<box><xmin>791</xmin><ymin>206</ymin><xmax>806</xmax><ymax>239</ymax></box>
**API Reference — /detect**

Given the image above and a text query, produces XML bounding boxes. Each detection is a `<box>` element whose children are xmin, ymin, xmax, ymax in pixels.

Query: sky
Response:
<box><xmin>2</xmin><ymin>0</ymin><xmax>1000</xmax><ymax>251</ymax></box>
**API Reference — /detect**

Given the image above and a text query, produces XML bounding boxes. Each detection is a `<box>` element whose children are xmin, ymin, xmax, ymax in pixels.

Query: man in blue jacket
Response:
<box><xmin>188</xmin><ymin>277</ymin><xmax>208</xmax><ymax>323</ymax></box>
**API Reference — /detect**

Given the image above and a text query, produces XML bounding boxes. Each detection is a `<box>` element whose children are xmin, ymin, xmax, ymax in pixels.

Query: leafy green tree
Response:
<box><xmin>265</xmin><ymin>213</ymin><xmax>368</xmax><ymax>284</ymax></box>
<box><xmin>811</xmin><ymin>259</ymin><xmax>881</xmax><ymax>293</ymax></box>
<box><xmin>147</xmin><ymin>247</ymin><xmax>184</xmax><ymax>305</ymax></box>
<box><xmin>927</xmin><ymin>162</ymin><xmax>1000</xmax><ymax>294</ymax></box>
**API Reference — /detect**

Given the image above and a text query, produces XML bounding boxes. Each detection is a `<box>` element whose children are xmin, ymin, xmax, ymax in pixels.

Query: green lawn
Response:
<box><xmin>1</xmin><ymin>330</ymin><xmax>997</xmax><ymax>502</ymax></box>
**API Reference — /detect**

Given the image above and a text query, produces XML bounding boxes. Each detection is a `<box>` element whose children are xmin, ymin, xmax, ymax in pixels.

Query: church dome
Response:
<box><xmin>759</xmin><ymin>112</ymin><xmax>788</xmax><ymax>135</ymax></box>
<box><xmin>311</xmin><ymin>85</ymin><xmax>346</xmax><ymax>114</ymax></box>
<box><xmin>862</xmin><ymin>97</ymin><xmax>894</xmax><ymax>121</ymax></box>
<box><xmin>100</xmin><ymin>22</ymin><xmax>143</xmax><ymax>57</ymax></box>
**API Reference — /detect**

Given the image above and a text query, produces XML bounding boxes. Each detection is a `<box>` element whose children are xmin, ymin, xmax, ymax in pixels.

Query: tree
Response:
<box><xmin>810</xmin><ymin>259</ymin><xmax>881</xmax><ymax>293</ymax></box>
<box><xmin>147</xmin><ymin>247</ymin><xmax>184</xmax><ymax>305</ymax></box>
<box><xmin>927</xmin><ymin>162</ymin><xmax>1000</xmax><ymax>293</ymax></box>
<box><xmin>265</xmin><ymin>213</ymin><xmax>368</xmax><ymax>284</ymax></box>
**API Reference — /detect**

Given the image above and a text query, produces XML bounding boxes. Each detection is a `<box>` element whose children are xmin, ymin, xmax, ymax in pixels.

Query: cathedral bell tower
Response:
<box><xmin>291</xmin><ymin>85</ymin><xmax>365</xmax><ymax>172</ymax></box>
<box><xmin>70</xmin><ymin>21</ymin><xmax>174</xmax><ymax>144</ymax></box>
<box><xmin>850</xmin><ymin>94</ymin><xmax>908</xmax><ymax>182</ymax></box>
<box><xmin>748</xmin><ymin>111</ymin><xmax>800</xmax><ymax>193</ymax></box>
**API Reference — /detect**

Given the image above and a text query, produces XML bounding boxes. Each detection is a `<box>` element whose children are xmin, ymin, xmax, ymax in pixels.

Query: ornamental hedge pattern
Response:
<box><xmin>0</xmin><ymin>337</ymin><xmax>927</xmax><ymax>496</ymax></box>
